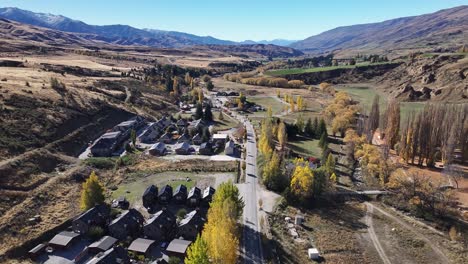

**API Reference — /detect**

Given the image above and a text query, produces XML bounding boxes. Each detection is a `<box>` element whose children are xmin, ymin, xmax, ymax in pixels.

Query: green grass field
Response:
<box><xmin>110</xmin><ymin>171</ymin><xmax>200</xmax><ymax>204</ymax></box>
<box><xmin>213</xmin><ymin>110</ymin><xmax>240</xmax><ymax>131</ymax></box>
<box><xmin>288</xmin><ymin>136</ymin><xmax>322</xmax><ymax>157</ymax></box>
<box><xmin>248</xmin><ymin>97</ymin><xmax>286</xmax><ymax>116</ymax></box>
<box><xmin>265</xmin><ymin>62</ymin><xmax>394</xmax><ymax>76</ymax></box>
<box><xmin>335</xmin><ymin>85</ymin><xmax>426</xmax><ymax>122</ymax></box>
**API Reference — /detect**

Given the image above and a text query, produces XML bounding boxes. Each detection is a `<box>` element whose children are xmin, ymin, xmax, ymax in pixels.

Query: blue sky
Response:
<box><xmin>0</xmin><ymin>0</ymin><xmax>466</xmax><ymax>41</ymax></box>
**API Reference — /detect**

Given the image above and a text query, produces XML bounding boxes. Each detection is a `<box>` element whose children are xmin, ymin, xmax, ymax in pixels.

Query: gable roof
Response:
<box><xmin>199</xmin><ymin>142</ymin><xmax>212</xmax><ymax>149</ymax></box>
<box><xmin>109</xmin><ymin>209</ymin><xmax>143</xmax><ymax>226</ymax></box>
<box><xmin>166</xmin><ymin>239</ymin><xmax>192</xmax><ymax>254</ymax></box>
<box><xmin>86</xmin><ymin>246</ymin><xmax>127</xmax><ymax>264</ymax></box>
<box><xmin>89</xmin><ymin>236</ymin><xmax>118</xmax><ymax>251</ymax></box>
<box><xmin>128</xmin><ymin>238</ymin><xmax>155</xmax><ymax>253</ymax></box>
<box><xmin>174</xmin><ymin>184</ymin><xmax>187</xmax><ymax>196</ymax></box>
<box><xmin>192</xmin><ymin>133</ymin><xmax>202</xmax><ymax>140</ymax></box>
<box><xmin>143</xmin><ymin>185</ymin><xmax>158</xmax><ymax>197</ymax></box>
<box><xmin>158</xmin><ymin>185</ymin><xmax>172</xmax><ymax>196</ymax></box>
<box><xmin>203</xmin><ymin>186</ymin><xmax>215</xmax><ymax>199</ymax></box>
<box><xmin>188</xmin><ymin>187</ymin><xmax>201</xmax><ymax>198</ymax></box>
<box><xmin>74</xmin><ymin>204</ymin><xmax>109</xmax><ymax>223</ymax></box>
<box><xmin>145</xmin><ymin>210</ymin><xmax>175</xmax><ymax>226</ymax></box>
<box><xmin>49</xmin><ymin>231</ymin><xmax>79</xmax><ymax>246</ymax></box>
<box><xmin>175</xmin><ymin>142</ymin><xmax>190</xmax><ymax>150</ymax></box>
<box><xmin>179</xmin><ymin>210</ymin><xmax>198</xmax><ymax>227</ymax></box>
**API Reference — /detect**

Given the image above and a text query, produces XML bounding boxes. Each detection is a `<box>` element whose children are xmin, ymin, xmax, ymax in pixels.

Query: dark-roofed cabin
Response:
<box><xmin>174</xmin><ymin>142</ymin><xmax>191</xmax><ymax>155</ymax></box>
<box><xmin>177</xmin><ymin>133</ymin><xmax>191</xmax><ymax>143</ymax></box>
<box><xmin>149</xmin><ymin>142</ymin><xmax>166</xmax><ymax>156</ymax></box>
<box><xmin>138</xmin><ymin>123</ymin><xmax>161</xmax><ymax>144</ymax></box>
<box><xmin>177</xmin><ymin>210</ymin><xmax>205</xmax><ymax>240</ymax></box>
<box><xmin>173</xmin><ymin>184</ymin><xmax>187</xmax><ymax>204</ymax></box>
<box><xmin>187</xmin><ymin>187</ymin><xmax>201</xmax><ymax>207</ymax></box>
<box><xmin>143</xmin><ymin>185</ymin><xmax>158</xmax><ymax>210</ymax></box>
<box><xmin>28</xmin><ymin>243</ymin><xmax>46</xmax><ymax>260</ymax></box>
<box><xmin>128</xmin><ymin>238</ymin><xmax>156</xmax><ymax>257</ymax></box>
<box><xmin>88</xmin><ymin>236</ymin><xmax>118</xmax><ymax>253</ymax></box>
<box><xmin>72</xmin><ymin>204</ymin><xmax>110</xmax><ymax>235</ymax></box>
<box><xmin>166</xmin><ymin>239</ymin><xmax>192</xmax><ymax>259</ymax></box>
<box><xmin>225</xmin><ymin>140</ymin><xmax>235</xmax><ymax>155</ymax></box>
<box><xmin>143</xmin><ymin>210</ymin><xmax>176</xmax><ymax>241</ymax></box>
<box><xmin>159</xmin><ymin>132</ymin><xmax>172</xmax><ymax>144</ymax></box>
<box><xmin>188</xmin><ymin>119</ymin><xmax>205</xmax><ymax>131</ymax></box>
<box><xmin>108</xmin><ymin>209</ymin><xmax>144</xmax><ymax>241</ymax></box>
<box><xmin>90</xmin><ymin>131</ymin><xmax>122</xmax><ymax>157</ymax></box>
<box><xmin>85</xmin><ymin>246</ymin><xmax>129</xmax><ymax>264</ymax></box>
<box><xmin>198</xmin><ymin>142</ymin><xmax>213</xmax><ymax>155</ymax></box>
<box><xmin>202</xmin><ymin>187</ymin><xmax>216</xmax><ymax>206</ymax></box>
<box><xmin>176</xmin><ymin>119</ymin><xmax>188</xmax><ymax>128</ymax></box>
<box><xmin>192</xmin><ymin>133</ymin><xmax>202</xmax><ymax>145</ymax></box>
<box><xmin>49</xmin><ymin>231</ymin><xmax>80</xmax><ymax>249</ymax></box>
<box><xmin>158</xmin><ymin>185</ymin><xmax>173</xmax><ymax>204</ymax></box>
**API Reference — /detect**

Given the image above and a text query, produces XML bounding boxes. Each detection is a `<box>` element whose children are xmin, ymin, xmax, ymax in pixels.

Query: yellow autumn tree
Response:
<box><xmin>289</xmin><ymin>95</ymin><xmax>295</xmax><ymax>112</ymax></box>
<box><xmin>276</xmin><ymin>90</ymin><xmax>281</xmax><ymax>98</ymax></box>
<box><xmin>198</xmin><ymin>88</ymin><xmax>204</xmax><ymax>103</ymax></box>
<box><xmin>290</xmin><ymin>161</ymin><xmax>314</xmax><ymax>199</ymax></box>
<box><xmin>80</xmin><ymin>171</ymin><xmax>105</xmax><ymax>210</ymax></box>
<box><xmin>185</xmin><ymin>234</ymin><xmax>209</xmax><ymax>264</ymax></box>
<box><xmin>277</xmin><ymin>121</ymin><xmax>287</xmax><ymax>149</ymax></box>
<box><xmin>355</xmin><ymin>144</ymin><xmax>382</xmax><ymax>178</ymax></box>
<box><xmin>259</xmin><ymin>119</ymin><xmax>273</xmax><ymax>156</ymax></box>
<box><xmin>297</xmin><ymin>96</ymin><xmax>304</xmax><ymax>111</ymax></box>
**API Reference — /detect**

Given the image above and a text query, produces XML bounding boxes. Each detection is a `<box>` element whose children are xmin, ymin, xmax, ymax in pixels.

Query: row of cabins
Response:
<box><xmin>90</xmin><ymin>116</ymin><xmax>145</xmax><ymax>157</ymax></box>
<box><xmin>149</xmin><ymin>134</ymin><xmax>235</xmax><ymax>156</ymax></box>
<box><xmin>34</xmin><ymin>205</ymin><xmax>209</xmax><ymax>263</ymax></box>
<box><xmin>142</xmin><ymin>185</ymin><xmax>215</xmax><ymax>210</ymax></box>
<box><xmin>138</xmin><ymin>117</ymin><xmax>205</xmax><ymax>145</ymax></box>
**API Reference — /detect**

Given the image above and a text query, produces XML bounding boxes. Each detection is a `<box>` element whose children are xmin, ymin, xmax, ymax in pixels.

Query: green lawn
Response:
<box><xmin>213</xmin><ymin>110</ymin><xmax>240</xmax><ymax>131</ymax></box>
<box><xmin>288</xmin><ymin>136</ymin><xmax>322</xmax><ymax>157</ymax></box>
<box><xmin>248</xmin><ymin>97</ymin><xmax>286</xmax><ymax>116</ymax></box>
<box><xmin>110</xmin><ymin>171</ymin><xmax>199</xmax><ymax>204</ymax></box>
<box><xmin>335</xmin><ymin>85</ymin><xmax>426</xmax><ymax>123</ymax></box>
<box><xmin>265</xmin><ymin>62</ymin><xmax>394</xmax><ymax>76</ymax></box>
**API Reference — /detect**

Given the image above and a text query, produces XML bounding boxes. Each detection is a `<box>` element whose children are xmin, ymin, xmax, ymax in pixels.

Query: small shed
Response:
<box><xmin>149</xmin><ymin>143</ymin><xmax>166</xmax><ymax>156</ymax></box>
<box><xmin>295</xmin><ymin>214</ymin><xmax>304</xmax><ymax>226</ymax></box>
<box><xmin>308</xmin><ymin>248</ymin><xmax>320</xmax><ymax>260</ymax></box>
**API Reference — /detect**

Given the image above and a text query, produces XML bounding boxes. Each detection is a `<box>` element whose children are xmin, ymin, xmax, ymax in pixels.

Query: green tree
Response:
<box><xmin>80</xmin><ymin>171</ymin><xmax>105</xmax><ymax>210</ymax></box>
<box><xmin>325</xmin><ymin>153</ymin><xmax>336</xmax><ymax>176</ymax></box>
<box><xmin>317</xmin><ymin>118</ymin><xmax>327</xmax><ymax>139</ymax></box>
<box><xmin>319</xmin><ymin>132</ymin><xmax>328</xmax><ymax>149</ymax></box>
<box><xmin>262</xmin><ymin>151</ymin><xmax>284</xmax><ymax>191</ymax></box>
<box><xmin>211</xmin><ymin>181</ymin><xmax>244</xmax><ymax>220</ymax></box>
<box><xmin>165</xmin><ymin>77</ymin><xmax>173</xmax><ymax>92</ymax></box>
<box><xmin>194</xmin><ymin>103</ymin><xmax>203</xmax><ymax>120</ymax></box>
<box><xmin>204</xmin><ymin>104</ymin><xmax>213</xmax><ymax>122</ymax></box>
<box><xmin>185</xmin><ymin>235</ymin><xmax>210</xmax><ymax>264</ymax></box>
<box><xmin>305</xmin><ymin>118</ymin><xmax>314</xmax><ymax>138</ymax></box>
<box><xmin>296</xmin><ymin>114</ymin><xmax>305</xmax><ymax>134</ymax></box>
<box><xmin>313</xmin><ymin>117</ymin><xmax>319</xmax><ymax>139</ymax></box>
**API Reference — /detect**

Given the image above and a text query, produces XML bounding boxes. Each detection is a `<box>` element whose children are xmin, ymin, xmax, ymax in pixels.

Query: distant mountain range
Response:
<box><xmin>0</xmin><ymin>7</ymin><xmax>296</xmax><ymax>48</ymax></box>
<box><xmin>291</xmin><ymin>5</ymin><xmax>468</xmax><ymax>54</ymax></box>
<box><xmin>0</xmin><ymin>6</ymin><xmax>466</xmax><ymax>54</ymax></box>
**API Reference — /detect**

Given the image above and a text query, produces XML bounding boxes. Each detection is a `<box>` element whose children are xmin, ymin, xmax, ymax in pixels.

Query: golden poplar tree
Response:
<box><xmin>290</xmin><ymin>162</ymin><xmax>314</xmax><ymax>199</ymax></box>
<box><xmin>80</xmin><ymin>171</ymin><xmax>105</xmax><ymax>210</ymax></box>
<box><xmin>198</xmin><ymin>89</ymin><xmax>204</xmax><ymax>103</ymax></box>
<box><xmin>289</xmin><ymin>95</ymin><xmax>295</xmax><ymax>112</ymax></box>
<box><xmin>277</xmin><ymin>121</ymin><xmax>287</xmax><ymax>149</ymax></box>
<box><xmin>297</xmin><ymin>96</ymin><xmax>304</xmax><ymax>111</ymax></box>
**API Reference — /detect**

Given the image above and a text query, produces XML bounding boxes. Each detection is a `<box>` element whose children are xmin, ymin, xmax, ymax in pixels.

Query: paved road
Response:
<box><xmin>208</xmin><ymin>91</ymin><xmax>263</xmax><ymax>263</ymax></box>
<box><xmin>240</xmin><ymin>118</ymin><xmax>263</xmax><ymax>264</ymax></box>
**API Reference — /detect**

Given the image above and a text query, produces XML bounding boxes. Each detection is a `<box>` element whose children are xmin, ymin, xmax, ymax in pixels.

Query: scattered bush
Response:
<box><xmin>177</xmin><ymin>208</ymin><xmax>187</xmax><ymax>219</ymax></box>
<box><xmin>50</xmin><ymin>77</ymin><xmax>66</xmax><ymax>91</ymax></box>
<box><xmin>88</xmin><ymin>226</ymin><xmax>104</xmax><ymax>240</ymax></box>
<box><xmin>83</xmin><ymin>157</ymin><xmax>115</xmax><ymax>169</ymax></box>
<box><xmin>1</xmin><ymin>78</ymin><xmax>7</xmax><ymax>82</ymax></box>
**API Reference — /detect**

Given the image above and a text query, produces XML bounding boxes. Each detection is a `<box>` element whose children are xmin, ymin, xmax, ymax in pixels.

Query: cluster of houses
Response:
<box><xmin>88</xmin><ymin>114</ymin><xmax>239</xmax><ymax>158</ymax></box>
<box><xmin>29</xmin><ymin>185</ymin><xmax>216</xmax><ymax>263</ymax></box>
<box><xmin>90</xmin><ymin>116</ymin><xmax>145</xmax><ymax>157</ymax></box>
<box><xmin>215</xmin><ymin>91</ymin><xmax>240</xmax><ymax>97</ymax></box>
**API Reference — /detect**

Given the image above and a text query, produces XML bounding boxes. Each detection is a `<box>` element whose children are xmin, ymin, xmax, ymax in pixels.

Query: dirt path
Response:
<box><xmin>370</xmin><ymin>203</ymin><xmax>450</xmax><ymax>263</ymax></box>
<box><xmin>366</xmin><ymin>203</ymin><xmax>392</xmax><ymax>264</ymax></box>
